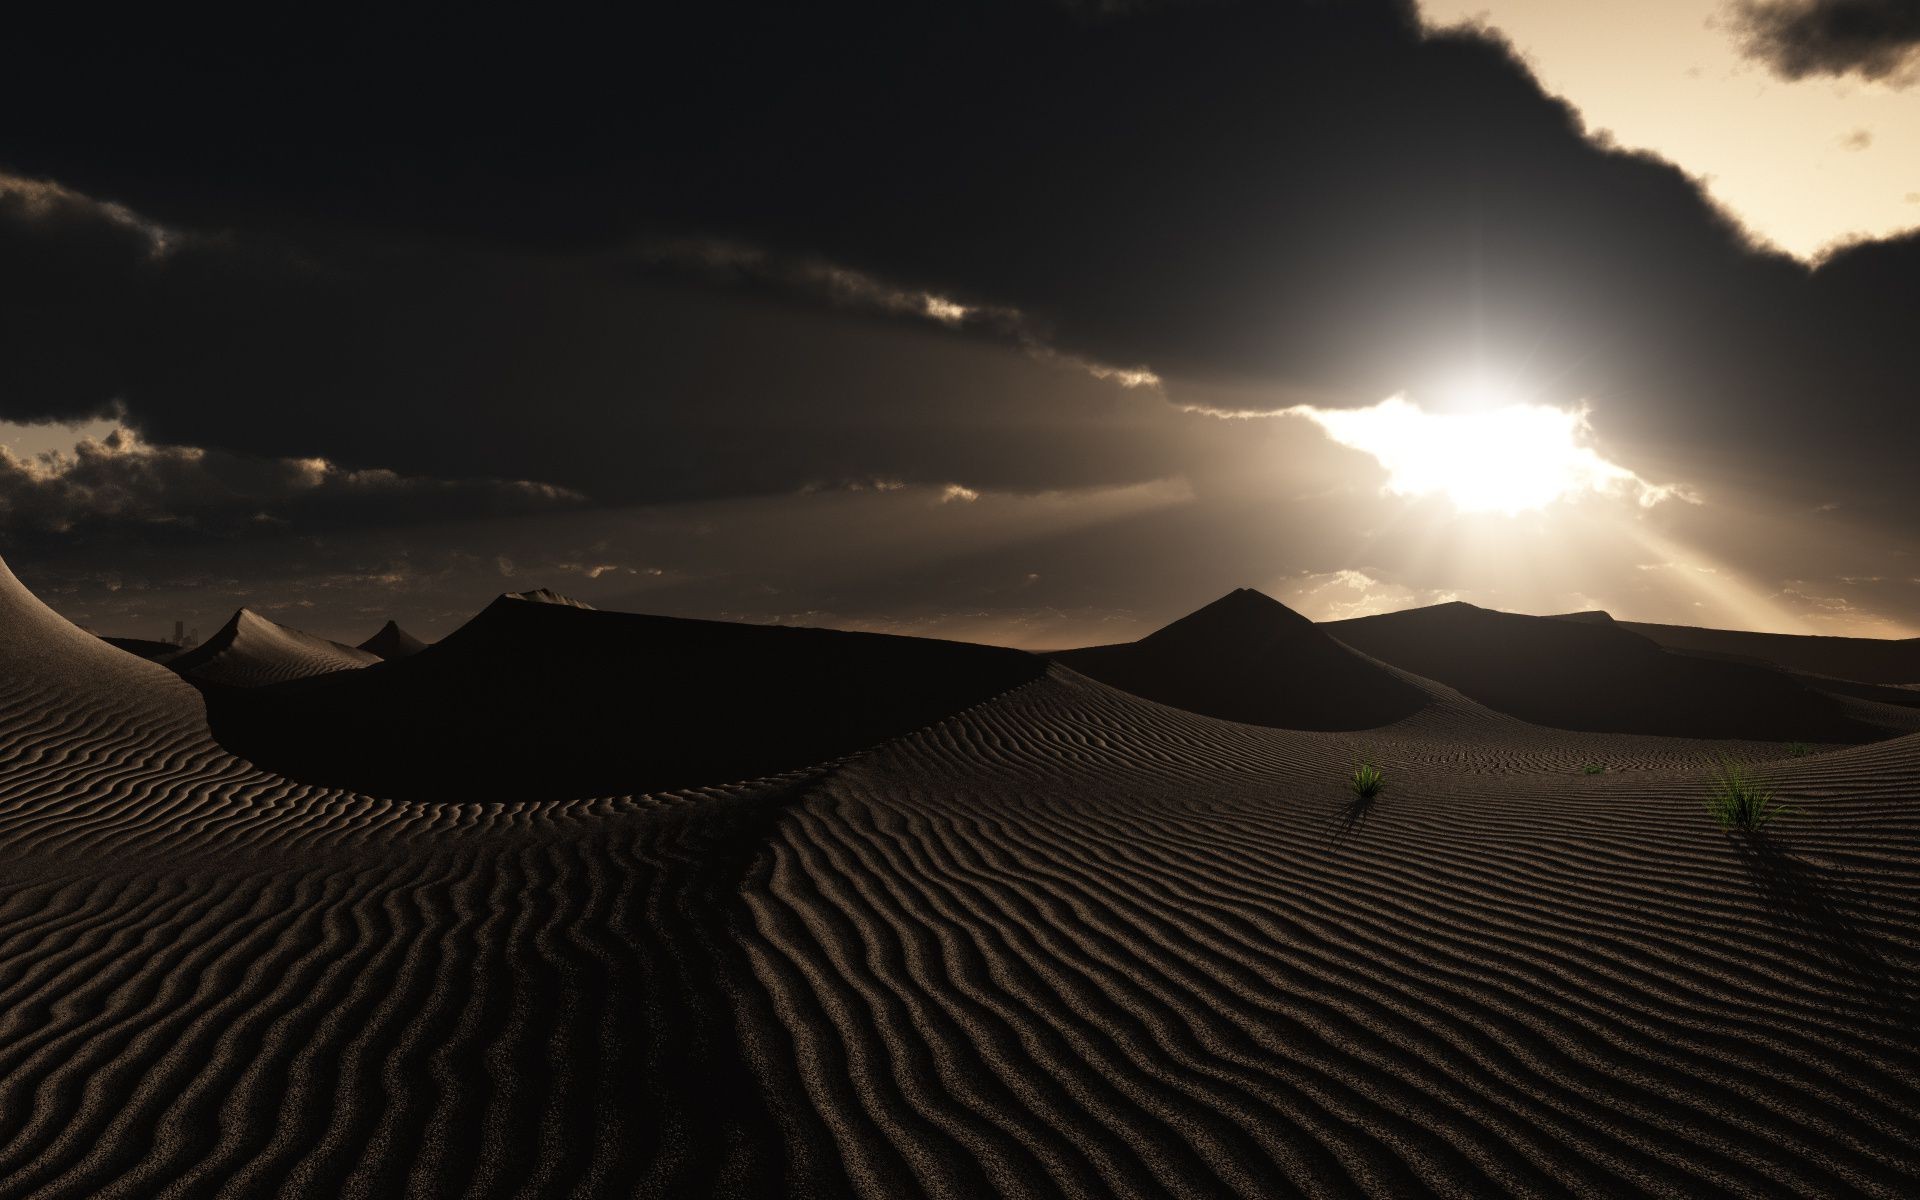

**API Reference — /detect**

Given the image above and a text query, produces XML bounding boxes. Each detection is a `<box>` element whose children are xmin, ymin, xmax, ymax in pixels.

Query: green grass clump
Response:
<box><xmin>1581</xmin><ymin>763</ymin><xmax>1604</xmax><ymax>775</ymax></box>
<box><xmin>1349</xmin><ymin>761</ymin><xmax>1386</xmax><ymax>801</ymax></box>
<box><xmin>1783</xmin><ymin>741</ymin><xmax>1812</xmax><ymax>758</ymax></box>
<box><xmin>1706</xmin><ymin>758</ymin><xmax>1793</xmax><ymax>831</ymax></box>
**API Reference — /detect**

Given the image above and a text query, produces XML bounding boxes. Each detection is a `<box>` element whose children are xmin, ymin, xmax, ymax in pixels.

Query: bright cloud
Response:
<box><xmin>1279</xmin><ymin>395</ymin><xmax>1685</xmax><ymax>515</ymax></box>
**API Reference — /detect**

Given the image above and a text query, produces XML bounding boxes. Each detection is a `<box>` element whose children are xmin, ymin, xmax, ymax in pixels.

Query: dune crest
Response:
<box><xmin>164</xmin><ymin>608</ymin><xmax>380</xmax><ymax>688</ymax></box>
<box><xmin>1055</xmin><ymin>587</ymin><xmax>1431</xmax><ymax>730</ymax></box>
<box><xmin>356</xmin><ymin>619</ymin><xmax>428</xmax><ymax>660</ymax></box>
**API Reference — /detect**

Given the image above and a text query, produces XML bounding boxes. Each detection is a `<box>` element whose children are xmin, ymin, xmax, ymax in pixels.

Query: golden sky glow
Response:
<box><xmin>1282</xmin><ymin>395</ymin><xmax>1679</xmax><ymax>515</ymax></box>
<box><xmin>1418</xmin><ymin>0</ymin><xmax>1920</xmax><ymax>259</ymax></box>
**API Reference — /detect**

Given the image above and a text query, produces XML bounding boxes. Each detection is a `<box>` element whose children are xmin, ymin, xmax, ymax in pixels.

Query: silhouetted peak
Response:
<box><xmin>1140</xmin><ymin>587</ymin><xmax>1315</xmax><ymax>649</ymax></box>
<box><xmin>358</xmin><ymin>619</ymin><xmax>428</xmax><ymax>660</ymax></box>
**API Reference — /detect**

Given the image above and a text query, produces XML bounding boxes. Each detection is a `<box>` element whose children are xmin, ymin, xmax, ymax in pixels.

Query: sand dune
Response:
<box><xmin>2</xmin><ymin>555</ymin><xmax>1917</xmax><ymax>1197</ymax></box>
<box><xmin>1620</xmin><ymin>620</ymin><xmax>1920</xmax><ymax>686</ymax></box>
<box><xmin>165</xmin><ymin>608</ymin><xmax>381</xmax><ymax>688</ymax></box>
<box><xmin>99</xmin><ymin>635</ymin><xmax>183</xmax><ymax>662</ymax></box>
<box><xmin>201</xmin><ymin>589</ymin><xmax>1047</xmax><ymax>801</ymax></box>
<box><xmin>745</xmin><ymin>666</ymin><xmax>1920</xmax><ymax>1197</ymax></box>
<box><xmin>356</xmin><ymin>620</ymin><xmax>429</xmax><ymax>661</ymax></box>
<box><xmin>1329</xmin><ymin>601</ymin><xmax>1918</xmax><ymax>743</ymax></box>
<box><xmin>1055</xmin><ymin>589</ymin><xmax>1429</xmax><ymax>731</ymax></box>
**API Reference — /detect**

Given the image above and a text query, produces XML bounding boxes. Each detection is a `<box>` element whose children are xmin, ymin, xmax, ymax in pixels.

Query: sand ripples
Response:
<box><xmin>2</xmin><ymin>549</ymin><xmax>1916</xmax><ymax>1196</ymax></box>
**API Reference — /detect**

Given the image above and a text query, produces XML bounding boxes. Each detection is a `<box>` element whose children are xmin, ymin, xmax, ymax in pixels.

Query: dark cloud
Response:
<box><xmin>1731</xmin><ymin>0</ymin><xmax>1920</xmax><ymax>83</ymax></box>
<box><xmin>0</xmin><ymin>424</ymin><xmax>584</xmax><ymax>556</ymax></box>
<box><xmin>0</xmin><ymin>0</ymin><xmax>1917</xmax><ymax>630</ymax></box>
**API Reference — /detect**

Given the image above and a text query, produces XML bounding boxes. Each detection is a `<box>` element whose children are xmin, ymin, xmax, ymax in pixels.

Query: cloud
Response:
<box><xmin>0</xmin><ymin>423</ymin><xmax>584</xmax><ymax>553</ymax></box>
<box><xmin>1730</xmin><ymin>0</ymin><xmax>1920</xmax><ymax>83</ymax></box>
<box><xmin>1266</xmin><ymin>396</ymin><xmax>1687</xmax><ymax>514</ymax></box>
<box><xmin>0</xmin><ymin>0</ymin><xmax>1917</xmax><ymax>582</ymax></box>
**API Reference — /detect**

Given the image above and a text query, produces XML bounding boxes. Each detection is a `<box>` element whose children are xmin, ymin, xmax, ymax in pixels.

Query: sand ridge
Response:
<box><xmin>164</xmin><ymin>609</ymin><xmax>381</xmax><ymax>689</ymax></box>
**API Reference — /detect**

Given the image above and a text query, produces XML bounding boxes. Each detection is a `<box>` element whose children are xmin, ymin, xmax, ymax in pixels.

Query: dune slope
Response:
<box><xmin>165</xmin><ymin>608</ymin><xmax>380</xmax><ymax>688</ymax></box>
<box><xmin>1623</xmin><ymin>620</ymin><xmax>1920</xmax><ymax>686</ymax></box>
<box><xmin>1055</xmin><ymin>589</ymin><xmax>1429</xmax><ymax>731</ymax></box>
<box><xmin>743</xmin><ymin>666</ymin><xmax>1920</xmax><ymax>1197</ymax></box>
<box><xmin>203</xmin><ymin>593</ymin><xmax>1047</xmax><ymax>801</ymax></box>
<box><xmin>1329</xmin><ymin>602</ymin><xmax>1913</xmax><ymax>742</ymax></box>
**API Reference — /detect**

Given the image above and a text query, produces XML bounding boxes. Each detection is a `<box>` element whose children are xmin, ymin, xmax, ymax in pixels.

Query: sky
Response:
<box><xmin>1417</xmin><ymin>0</ymin><xmax>1920</xmax><ymax>259</ymax></box>
<box><xmin>1</xmin><ymin>0</ymin><xmax>1918</xmax><ymax>646</ymax></box>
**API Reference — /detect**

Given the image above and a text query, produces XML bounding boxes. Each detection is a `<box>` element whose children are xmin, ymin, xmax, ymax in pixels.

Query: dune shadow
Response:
<box><xmin>1729</xmin><ymin>829</ymin><xmax>1911</xmax><ymax>1009</ymax></box>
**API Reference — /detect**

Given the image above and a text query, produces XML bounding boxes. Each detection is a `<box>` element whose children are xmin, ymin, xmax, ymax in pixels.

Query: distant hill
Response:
<box><xmin>1055</xmin><ymin>588</ymin><xmax>1429</xmax><ymax>730</ymax></box>
<box><xmin>357</xmin><ymin>620</ymin><xmax>429</xmax><ymax>660</ymax></box>
<box><xmin>1620</xmin><ymin>620</ymin><xmax>1920</xmax><ymax>686</ymax></box>
<box><xmin>1327</xmin><ymin>602</ymin><xmax>1907</xmax><ymax>742</ymax></box>
<box><xmin>201</xmin><ymin>590</ymin><xmax>1045</xmax><ymax>800</ymax></box>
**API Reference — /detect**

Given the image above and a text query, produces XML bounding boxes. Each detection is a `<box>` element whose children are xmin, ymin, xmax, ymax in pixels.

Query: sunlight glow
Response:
<box><xmin>1285</xmin><ymin>394</ymin><xmax>1680</xmax><ymax>515</ymax></box>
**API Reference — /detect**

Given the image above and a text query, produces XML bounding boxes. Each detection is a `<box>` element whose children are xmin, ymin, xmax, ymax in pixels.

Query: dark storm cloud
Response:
<box><xmin>0</xmin><ymin>0</ymin><xmax>1917</xmax><ymax>534</ymax></box>
<box><xmin>0</xmin><ymin>422</ymin><xmax>584</xmax><ymax>556</ymax></box>
<box><xmin>1730</xmin><ymin>0</ymin><xmax>1920</xmax><ymax>82</ymax></box>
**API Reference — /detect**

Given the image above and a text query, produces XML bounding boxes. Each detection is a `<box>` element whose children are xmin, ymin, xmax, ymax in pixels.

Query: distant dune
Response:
<box><xmin>356</xmin><ymin>619</ymin><xmax>428</xmax><ymax>660</ymax></box>
<box><xmin>202</xmin><ymin>590</ymin><xmax>1047</xmax><ymax>800</ymax></box>
<box><xmin>2</xmin><ymin>556</ymin><xmax>1917</xmax><ymax>1197</ymax></box>
<box><xmin>1328</xmin><ymin>601</ymin><xmax>1918</xmax><ymax>743</ymax></box>
<box><xmin>1622</xmin><ymin>619</ymin><xmax>1920</xmax><ymax>685</ymax></box>
<box><xmin>1055</xmin><ymin>588</ymin><xmax>1430</xmax><ymax>730</ymax></box>
<box><xmin>165</xmin><ymin>607</ymin><xmax>381</xmax><ymax>687</ymax></box>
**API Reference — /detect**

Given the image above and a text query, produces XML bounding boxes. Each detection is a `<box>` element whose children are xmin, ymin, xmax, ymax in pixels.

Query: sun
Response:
<box><xmin>1285</xmin><ymin>394</ymin><xmax>1674</xmax><ymax>515</ymax></box>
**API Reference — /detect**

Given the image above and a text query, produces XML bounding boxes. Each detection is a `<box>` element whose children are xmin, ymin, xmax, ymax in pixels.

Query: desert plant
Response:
<box><xmin>1706</xmin><ymin>758</ymin><xmax>1792</xmax><ymax>831</ymax></box>
<box><xmin>1783</xmin><ymin>741</ymin><xmax>1812</xmax><ymax>758</ymax></box>
<box><xmin>1349</xmin><ymin>761</ymin><xmax>1386</xmax><ymax>801</ymax></box>
<box><xmin>1581</xmin><ymin>763</ymin><xmax>1604</xmax><ymax>775</ymax></box>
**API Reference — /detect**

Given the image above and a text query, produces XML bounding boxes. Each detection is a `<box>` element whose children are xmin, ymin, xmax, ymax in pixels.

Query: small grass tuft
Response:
<box><xmin>1783</xmin><ymin>741</ymin><xmax>1812</xmax><ymax>758</ymax></box>
<box><xmin>1348</xmin><ymin>761</ymin><xmax>1386</xmax><ymax>801</ymax></box>
<box><xmin>1581</xmin><ymin>763</ymin><xmax>1604</xmax><ymax>775</ymax></box>
<box><xmin>1706</xmin><ymin>758</ymin><xmax>1793</xmax><ymax>831</ymax></box>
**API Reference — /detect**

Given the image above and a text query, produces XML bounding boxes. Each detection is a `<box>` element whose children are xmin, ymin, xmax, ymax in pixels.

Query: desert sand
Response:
<box><xmin>3</xmin><ymin>558</ymin><xmax>1917</xmax><ymax>1198</ymax></box>
<box><xmin>165</xmin><ymin>608</ymin><xmax>383</xmax><ymax>688</ymax></box>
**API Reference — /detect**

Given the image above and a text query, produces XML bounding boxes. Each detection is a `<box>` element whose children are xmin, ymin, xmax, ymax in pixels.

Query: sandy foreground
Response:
<box><xmin>0</xmin><ymin>557</ymin><xmax>1915</xmax><ymax>1198</ymax></box>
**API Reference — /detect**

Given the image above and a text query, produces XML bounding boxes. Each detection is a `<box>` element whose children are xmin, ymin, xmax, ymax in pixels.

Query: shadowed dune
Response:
<box><xmin>202</xmin><ymin>592</ymin><xmax>1047</xmax><ymax>801</ymax></box>
<box><xmin>1054</xmin><ymin>589</ymin><xmax>1429</xmax><ymax>731</ymax></box>
<box><xmin>2</xmin><ymin>555</ymin><xmax>1919</xmax><ymax>1196</ymax></box>
<box><xmin>1328</xmin><ymin>601</ymin><xmax>1918</xmax><ymax>743</ymax></box>
<box><xmin>100</xmin><ymin>635</ymin><xmax>184</xmax><ymax>662</ymax></box>
<box><xmin>356</xmin><ymin>620</ymin><xmax>429</xmax><ymax>661</ymax></box>
<box><xmin>1621</xmin><ymin>620</ymin><xmax>1920</xmax><ymax>686</ymax></box>
<box><xmin>166</xmin><ymin>608</ymin><xmax>381</xmax><ymax>688</ymax></box>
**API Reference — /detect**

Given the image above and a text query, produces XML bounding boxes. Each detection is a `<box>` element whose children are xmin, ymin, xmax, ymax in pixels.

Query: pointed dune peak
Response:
<box><xmin>504</xmin><ymin>587</ymin><xmax>595</xmax><ymax>610</ymax></box>
<box><xmin>357</xmin><ymin>620</ymin><xmax>428</xmax><ymax>660</ymax></box>
<box><xmin>1139</xmin><ymin>587</ymin><xmax>1315</xmax><ymax>648</ymax></box>
<box><xmin>166</xmin><ymin>607</ymin><xmax>379</xmax><ymax>689</ymax></box>
<box><xmin>1054</xmin><ymin>587</ymin><xmax>1429</xmax><ymax>731</ymax></box>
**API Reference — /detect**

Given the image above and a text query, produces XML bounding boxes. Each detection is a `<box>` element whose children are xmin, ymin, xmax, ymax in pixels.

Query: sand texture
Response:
<box><xmin>165</xmin><ymin>609</ymin><xmax>381</xmax><ymax>689</ymax></box>
<box><xmin>3</xmin><ymin>563</ymin><xmax>1917</xmax><ymax>1198</ymax></box>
